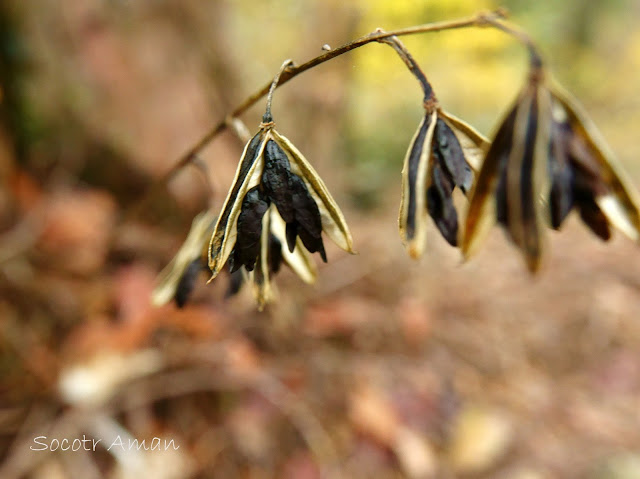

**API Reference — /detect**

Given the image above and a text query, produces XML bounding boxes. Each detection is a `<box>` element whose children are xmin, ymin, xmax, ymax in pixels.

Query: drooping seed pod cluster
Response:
<box><xmin>153</xmin><ymin>40</ymin><xmax>640</xmax><ymax>310</ymax></box>
<box><xmin>380</xmin><ymin>35</ymin><xmax>490</xmax><ymax>258</ymax></box>
<box><xmin>462</xmin><ymin>53</ymin><xmax>640</xmax><ymax>271</ymax></box>
<box><xmin>206</xmin><ymin>118</ymin><xmax>354</xmax><ymax>309</ymax></box>
<box><xmin>398</xmin><ymin>98</ymin><xmax>489</xmax><ymax>257</ymax></box>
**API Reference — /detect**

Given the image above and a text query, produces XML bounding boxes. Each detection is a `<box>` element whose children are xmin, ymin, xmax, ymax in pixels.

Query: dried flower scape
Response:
<box><xmin>462</xmin><ymin>54</ymin><xmax>640</xmax><ymax>271</ymax></box>
<box><xmin>207</xmin><ymin>119</ymin><xmax>354</xmax><ymax>308</ymax></box>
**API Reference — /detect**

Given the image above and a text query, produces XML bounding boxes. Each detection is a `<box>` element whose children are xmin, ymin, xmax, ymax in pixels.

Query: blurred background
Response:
<box><xmin>1</xmin><ymin>0</ymin><xmax>640</xmax><ymax>478</ymax></box>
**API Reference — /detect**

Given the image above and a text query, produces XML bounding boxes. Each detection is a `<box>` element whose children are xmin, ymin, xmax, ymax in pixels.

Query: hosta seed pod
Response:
<box><xmin>399</xmin><ymin>107</ymin><xmax>489</xmax><ymax>257</ymax></box>
<box><xmin>464</xmin><ymin>65</ymin><xmax>552</xmax><ymax>272</ymax></box>
<box><xmin>152</xmin><ymin>210</ymin><xmax>216</xmax><ymax>307</ymax></box>
<box><xmin>463</xmin><ymin>55</ymin><xmax>640</xmax><ymax>272</ymax></box>
<box><xmin>206</xmin><ymin>115</ymin><xmax>353</xmax><ymax>308</ymax></box>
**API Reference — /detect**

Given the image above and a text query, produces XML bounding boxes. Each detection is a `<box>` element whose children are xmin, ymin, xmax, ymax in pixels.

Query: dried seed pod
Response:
<box><xmin>207</xmin><ymin>117</ymin><xmax>352</xmax><ymax>308</ymax></box>
<box><xmin>271</xmin><ymin>129</ymin><xmax>355</xmax><ymax>254</ymax></box>
<box><xmin>151</xmin><ymin>209</ymin><xmax>246</xmax><ymax>308</ymax></box>
<box><xmin>152</xmin><ymin>210</ymin><xmax>216</xmax><ymax>307</ymax></box>
<box><xmin>399</xmin><ymin>107</ymin><xmax>489</xmax><ymax>258</ymax></box>
<box><xmin>400</xmin><ymin>110</ymin><xmax>437</xmax><ymax>258</ymax></box>
<box><xmin>463</xmin><ymin>65</ymin><xmax>552</xmax><ymax>272</ymax></box>
<box><xmin>378</xmin><ymin>33</ymin><xmax>487</xmax><ymax>256</ymax></box>
<box><xmin>550</xmin><ymin>83</ymin><xmax>640</xmax><ymax>242</ymax></box>
<box><xmin>463</xmin><ymin>55</ymin><xmax>640</xmax><ymax>272</ymax></box>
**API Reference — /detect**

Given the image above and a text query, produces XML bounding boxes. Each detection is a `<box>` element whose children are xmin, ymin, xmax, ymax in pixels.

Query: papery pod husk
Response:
<box><xmin>270</xmin><ymin>130</ymin><xmax>355</xmax><ymax>255</ymax></box>
<box><xmin>438</xmin><ymin>110</ymin><xmax>490</xmax><ymax>173</ymax></box>
<box><xmin>550</xmin><ymin>82</ymin><xmax>640</xmax><ymax>241</ymax></box>
<box><xmin>399</xmin><ymin>110</ymin><xmax>438</xmax><ymax>259</ymax></box>
<box><xmin>249</xmin><ymin>209</ymin><xmax>276</xmax><ymax>310</ymax></box>
<box><xmin>208</xmin><ymin>130</ymin><xmax>268</xmax><ymax>279</ymax></box>
<box><xmin>399</xmin><ymin>109</ymin><xmax>489</xmax><ymax>258</ymax></box>
<box><xmin>505</xmin><ymin>82</ymin><xmax>552</xmax><ymax>271</ymax></box>
<box><xmin>462</xmin><ymin>76</ymin><xmax>552</xmax><ymax>272</ymax></box>
<box><xmin>152</xmin><ymin>210</ymin><xmax>216</xmax><ymax>306</ymax></box>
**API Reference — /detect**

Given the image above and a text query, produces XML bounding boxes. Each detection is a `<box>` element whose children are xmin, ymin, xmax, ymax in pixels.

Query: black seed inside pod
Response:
<box><xmin>263</xmin><ymin>140</ymin><xmax>295</xmax><ymax>223</ymax></box>
<box><xmin>548</xmin><ymin>119</ymin><xmax>575</xmax><ymax>229</ymax></box>
<box><xmin>288</xmin><ymin>173</ymin><xmax>326</xmax><ymax>261</ymax></box>
<box><xmin>433</xmin><ymin>118</ymin><xmax>474</xmax><ymax>194</ymax></box>
<box><xmin>573</xmin><ymin>165</ymin><xmax>611</xmax><ymax>241</ymax></box>
<box><xmin>175</xmin><ymin>258</ymin><xmax>204</xmax><ymax>308</ymax></box>
<box><xmin>233</xmin><ymin>186</ymin><xmax>270</xmax><ymax>272</ymax></box>
<box><xmin>427</xmin><ymin>162</ymin><xmax>458</xmax><ymax>246</ymax></box>
<box><xmin>262</xmin><ymin>138</ymin><xmax>326</xmax><ymax>262</ymax></box>
<box><xmin>225</xmin><ymin>267</ymin><xmax>245</xmax><ymax>298</ymax></box>
<box><xmin>268</xmin><ymin>233</ymin><xmax>283</xmax><ymax>274</ymax></box>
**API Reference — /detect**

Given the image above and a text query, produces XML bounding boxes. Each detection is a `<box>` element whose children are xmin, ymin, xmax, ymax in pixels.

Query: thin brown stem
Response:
<box><xmin>479</xmin><ymin>15</ymin><xmax>543</xmax><ymax>67</ymax></box>
<box><xmin>263</xmin><ymin>59</ymin><xmax>295</xmax><ymax>123</ymax></box>
<box><xmin>128</xmin><ymin>9</ymin><xmax>509</xmax><ymax>218</ymax></box>
<box><xmin>376</xmin><ymin>33</ymin><xmax>434</xmax><ymax>102</ymax></box>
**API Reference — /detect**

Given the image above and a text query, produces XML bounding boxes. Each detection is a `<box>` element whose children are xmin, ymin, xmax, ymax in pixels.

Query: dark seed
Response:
<box><xmin>433</xmin><ymin>118</ymin><xmax>474</xmax><ymax>194</ymax></box>
<box><xmin>427</xmin><ymin>162</ymin><xmax>458</xmax><ymax>246</ymax></box>
<box><xmin>289</xmin><ymin>174</ymin><xmax>323</xmax><ymax>237</ymax></box>
<box><xmin>298</xmin><ymin>224</ymin><xmax>327</xmax><ymax>262</ymax></box>
<box><xmin>286</xmin><ymin>222</ymin><xmax>298</xmax><ymax>253</ymax></box>
<box><xmin>574</xmin><ymin>166</ymin><xmax>611</xmax><ymax>241</ymax></box>
<box><xmin>283</xmin><ymin>173</ymin><xmax>326</xmax><ymax>260</ymax></box>
<box><xmin>548</xmin><ymin>119</ymin><xmax>575</xmax><ymax>229</ymax></box>
<box><xmin>268</xmin><ymin>234</ymin><xmax>283</xmax><ymax>273</ymax></box>
<box><xmin>490</xmin><ymin>107</ymin><xmax>517</xmax><ymax>226</ymax></box>
<box><xmin>175</xmin><ymin>259</ymin><xmax>204</xmax><ymax>308</ymax></box>
<box><xmin>577</xmin><ymin>193</ymin><xmax>611</xmax><ymax>240</ymax></box>
<box><xmin>225</xmin><ymin>268</ymin><xmax>244</xmax><ymax>298</ymax></box>
<box><xmin>263</xmin><ymin>140</ymin><xmax>295</xmax><ymax>223</ymax></box>
<box><xmin>233</xmin><ymin>187</ymin><xmax>270</xmax><ymax>272</ymax></box>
